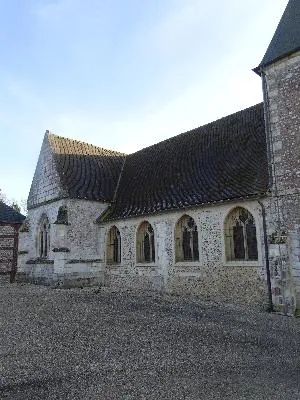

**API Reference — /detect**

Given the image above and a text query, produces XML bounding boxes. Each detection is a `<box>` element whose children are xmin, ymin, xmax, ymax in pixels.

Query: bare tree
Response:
<box><xmin>0</xmin><ymin>190</ymin><xmax>27</xmax><ymax>215</ymax></box>
<box><xmin>0</xmin><ymin>189</ymin><xmax>7</xmax><ymax>203</ymax></box>
<box><xmin>19</xmin><ymin>199</ymin><xmax>28</xmax><ymax>216</ymax></box>
<box><xmin>10</xmin><ymin>202</ymin><xmax>21</xmax><ymax>213</ymax></box>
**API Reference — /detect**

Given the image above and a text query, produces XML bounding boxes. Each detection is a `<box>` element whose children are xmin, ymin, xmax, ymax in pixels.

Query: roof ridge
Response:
<box><xmin>129</xmin><ymin>103</ymin><xmax>263</xmax><ymax>156</ymax></box>
<box><xmin>46</xmin><ymin>131</ymin><xmax>126</xmax><ymax>156</ymax></box>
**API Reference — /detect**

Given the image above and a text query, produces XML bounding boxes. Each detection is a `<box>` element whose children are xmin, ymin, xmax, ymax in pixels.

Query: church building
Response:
<box><xmin>18</xmin><ymin>0</ymin><xmax>300</xmax><ymax>313</ymax></box>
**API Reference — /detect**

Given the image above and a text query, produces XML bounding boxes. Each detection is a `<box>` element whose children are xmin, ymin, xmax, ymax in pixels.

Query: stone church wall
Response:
<box><xmin>18</xmin><ymin>198</ymin><xmax>269</xmax><ymax>308</ymax></box>
<box><xmin>18</xmin><ymin>199</ymin><xmax>107</xmax><ymax>286</ymax></box>
<box><xmin>263</xmin><ymin>51</ymin><xmax>300</xmax><ymax>312</ymax></box>
<box><xmin>101</xmin><ymin>199</ymin><xmax>268</xmax><ymax>308</ymax></box>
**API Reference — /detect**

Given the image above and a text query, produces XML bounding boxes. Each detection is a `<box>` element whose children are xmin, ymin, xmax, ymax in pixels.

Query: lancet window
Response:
<box><xmin>136</xmin><ymin>221</ymin><xmax>155</xmax><ymax>263</ymax></box>
<box><xmin>175</xmin><ymin>215</ymin><xmax>199</xmax><ymax>262</ymax></box>
<box><xmin>107</xmin><ymin>226</ymin><xmax>121</xmax><ymax>264</ymax></box>
<box><xmin>38</xmin><ymin>215</ymin><xmax>50</xmax><ymax>258</ymax></box>
<box><xmin>224</xmin><ymin>207</ymin><xmax>258</xmax><ymax>261</ymax></box>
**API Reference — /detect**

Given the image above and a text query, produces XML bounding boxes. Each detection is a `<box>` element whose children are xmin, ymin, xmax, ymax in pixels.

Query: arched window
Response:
<box><xmin>106</xmin><ymin>226</ymin><xmax>121</xmax><ymax>264</ymax></box>
<box><xmin>175</xmin><ymin>215</ymin><xmax>199</xmax><ymax>262</ymax></box>
<box><xmin>224</xmin><ymin>207</ymin><xmax>258</xmax><ymax>261</ymax></box>
<box><xmin>55</xmin><ymin>206</ymin><xmax>68</xmax><ymax>224</ymax></box>
<box><xmin>38</xmin><ymin>215</ymin><xmax>50</xmax><ymax>258</ymax></box>
<box><xmin>136</xmin><ymin>221</ymin><xmax>155</xmax><ymax>263</ymax></box>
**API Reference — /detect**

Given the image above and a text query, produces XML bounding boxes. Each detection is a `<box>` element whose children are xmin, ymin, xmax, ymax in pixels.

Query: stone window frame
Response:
<box><xmin>136</xmin><ymin>220</ymin><xmax>156</xmax><ymax>264</ymax></box>
<box><xmin>37</xmin><ymin>213</ymin><xmax>50</xmax><ymax>259</ymax></box>
<box><xmin>223</xmin><ymin>205</ymin><xmax>261</xmax><ymax>267</ymax></box>
<box><xmin>106</xmin><ymin>225</ymin><xmax>121</xmax><ymax>265</ymax></box>
<box><xmin>174</xmin><ymin>214</ymin><xmax>200</xmax><ymax>263</ymax></box>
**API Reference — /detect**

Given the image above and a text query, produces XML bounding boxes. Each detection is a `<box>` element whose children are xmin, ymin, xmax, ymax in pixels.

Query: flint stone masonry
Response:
<box><xmin>18</xmin><ymin>198</ymin><xmax>267</xmax><ymax>307</ymax></box>
<box><xmin>265</xmin><ymin>52</ymin><xmax>300</xmax><ymax>196</ymax></box>
<box><xmin>0</xmin><ymin>225</ymin><xmax>15</xmax><ymax>235</ymax></box>
<box><xmin>264</xmin><ymin>51</ymin><xmax>300</xmax><ymax>311</ymax></box>
<box><xmin>0</xmin><ymin>203</ymin><xmax>25</xmax><ymax>278</ymax></box>
<box><xmin>99</xmin><ymin>200</ymin><xmax>267</xmax><ymax>308</ymax></box>
<box><xmin>0</xmin><ymin>225</ymin><xmax>15</xmax><ymax>274</ymax></box>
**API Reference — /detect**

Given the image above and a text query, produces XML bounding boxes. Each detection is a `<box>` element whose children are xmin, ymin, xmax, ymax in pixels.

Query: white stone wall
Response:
<box><xmin>18</xmin><ymin>198</ymin><xmax>108</xmax><ymax>285</ymax></box>
<box><xmin>27</xmin><ymin>135</ymin><xmax>63</xmax><ymax>208</ymax></box>
<box><xmin>22</xmin><ymin>199</ymin><xmax>107</xmax><ymax>260</ymax></box>
<box><xmin>66</xmin><ymin>200</ymin><xmax>107</xmax><ymax>259</ymax></box>
<box><xmin>101</xmin><ymin>199</ymin><xmax>267</xmax><ymax>307</ymax></box>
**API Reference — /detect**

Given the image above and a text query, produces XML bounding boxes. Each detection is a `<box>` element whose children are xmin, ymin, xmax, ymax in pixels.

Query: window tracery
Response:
<box><xmin>107</xmin><ymin>226</ymin><xmax>121</xmax><ymax>264</ymax></box>
<box><xmin>175</xmin><ymin>215</ymin><xmax>199</xmax><ymax>262</ymax></box>
<box><xmin>225</xmin><ymin>207</ymin><xmax>258</xmax><ymax>261</ymax></box>
<box><xmin>136</xmin><ymin>221</ymin><xmax>155</xmax><ymax>263</ymax></box>
<box><xmin>38</xmin><ymin>215</ymin><xmax>50</xmax><ymax>258</ymax></box>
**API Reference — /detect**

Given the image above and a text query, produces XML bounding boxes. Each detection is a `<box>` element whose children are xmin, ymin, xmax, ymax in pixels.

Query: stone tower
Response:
<box><xmin>254</xmin><ymin>0</ymin><xmax>300</xmax><ymax>313</ymax></box>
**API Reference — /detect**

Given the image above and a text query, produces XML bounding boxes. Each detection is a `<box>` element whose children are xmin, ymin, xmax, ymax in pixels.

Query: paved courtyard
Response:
<box><xmin>0</xmin><ymin>278</ymin><xmax>300</xmax><ymax>399</ymax></box>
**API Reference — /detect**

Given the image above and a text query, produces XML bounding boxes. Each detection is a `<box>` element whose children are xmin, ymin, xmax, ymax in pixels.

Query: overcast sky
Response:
<box><xmin>0</xmin><ymin>0</ymin><xmax>288</xmax><ymax>205</ymax></box>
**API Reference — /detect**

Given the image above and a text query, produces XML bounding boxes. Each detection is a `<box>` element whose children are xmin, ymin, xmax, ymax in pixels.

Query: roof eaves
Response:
<box><xmin>103</xmin><ymin>191</ymin><xmax>270</xmax><ymax>223</ymax></box>
<box><xmin>253</xmin><ymin>47</ymin><xmax>300</xmax><ymax>75</ymax></box>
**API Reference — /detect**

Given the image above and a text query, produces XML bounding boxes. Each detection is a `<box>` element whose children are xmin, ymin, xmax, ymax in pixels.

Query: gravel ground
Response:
<box><xmin>0</xmin><ymin>278</ymin><xmax>300</xmax><ymax>400</ymax></box>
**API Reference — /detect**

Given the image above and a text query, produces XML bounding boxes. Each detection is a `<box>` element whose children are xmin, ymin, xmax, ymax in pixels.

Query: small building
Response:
<box><xmin>0</xmin><ymin>201</ymin><xmax>25</xmax><ymax>281</ymax></box>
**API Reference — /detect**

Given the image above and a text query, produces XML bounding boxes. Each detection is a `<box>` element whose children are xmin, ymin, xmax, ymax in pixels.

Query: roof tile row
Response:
<box><xmin>47</xmin><ymin>134</ymin><xmax>125</xmax><ymax>202</ymax></box>
<box><xmin>42</xmin><ymin>103</ymin><xmax>268</xmax><ymax>220</ymax></box>
<box><xmin>105</xmin><ymin>103</ymin><xmax>268</xmax><ymax>220</ymax></box>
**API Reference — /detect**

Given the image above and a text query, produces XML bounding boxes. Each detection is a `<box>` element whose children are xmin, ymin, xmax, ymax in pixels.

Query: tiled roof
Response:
<box><xmin>103</xmin><ymin>103</ymin><xmax>268</xmax><ymax>221</ymax></box>
<box><xmin>254</xmin><ymin>0</ymin><xmax>300</xmax><ymax>74</ymax></box>
<box><xmin>0</xmin><ymin>201</ymin><xmax>26</xmax><ymax>224</ymax></box>
<box><xmin>47</xmin><ymin>133</ymin><xmax>126</xmax><ymax>202</ymax></box>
